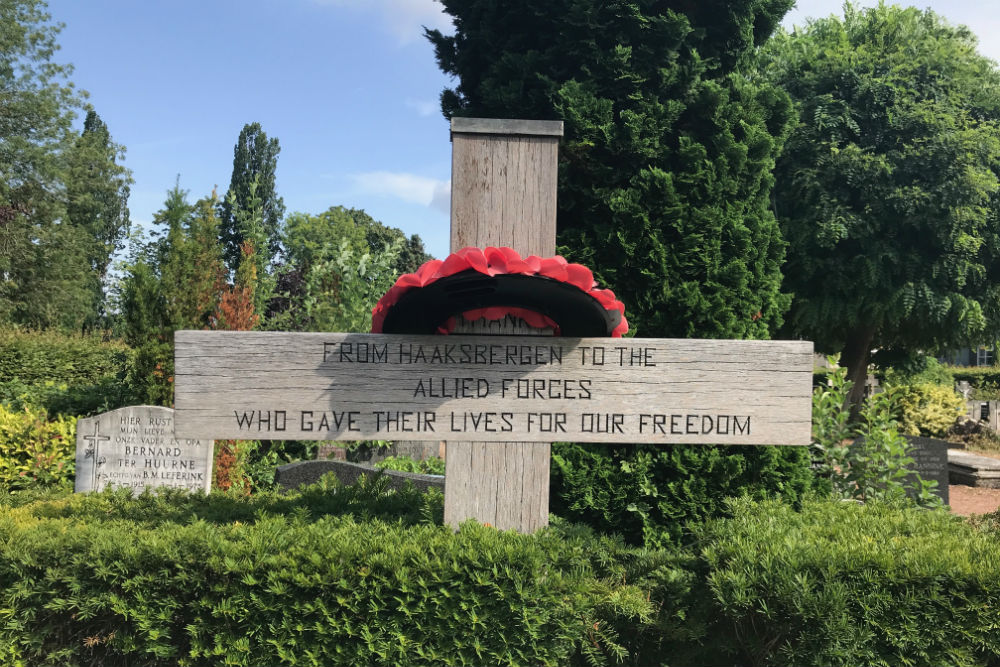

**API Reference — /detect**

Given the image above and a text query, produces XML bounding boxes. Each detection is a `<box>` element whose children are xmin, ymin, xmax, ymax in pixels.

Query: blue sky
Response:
<box><xmin>47</xmin><ymin>0</ymin><xmax>1000</xmax><ymax>261</ymax></box>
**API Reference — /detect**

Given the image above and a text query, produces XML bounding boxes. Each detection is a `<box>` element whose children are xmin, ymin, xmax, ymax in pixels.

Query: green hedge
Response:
<box><xmin>0</xmin><ymin>329</ymin><xmax>131</xmax><ymax>386</ymax></box>
<box><xmin>550</xmin><ymin>443</ymin><xmax>817</xmax><ymax>547</ymax></box>
<box><xmin>4</xmin><ymin>480</ymin><xmax>999</xmax><ymax>667</ymax></box>
<box><xmin>0</xmin><ymin>479</ymin><xmax>659</xmax><ymax>667</ymax></box>
<box><xmin>690</xmin><ymin>498</ymin><xmax>1000</xmax><ymax>667</ymax></box>
<box><xmin>0</xmin><ymin>329</ymin><xmax>134</xmax><ymax>415</ymax></box>
<box><xmin>946</xmin><ymin>366</ymin><xmax>1000</xmax><ymax>387</ymax></box>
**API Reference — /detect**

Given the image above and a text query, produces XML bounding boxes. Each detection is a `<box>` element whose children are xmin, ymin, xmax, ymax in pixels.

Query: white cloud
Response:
<box><xmin>353</xmin><ymin>171</ymin><xmax>450</xmax><ymax>213</ymax></box>
<box><xmin>405</xmin><ymin>97</ymin><xmax>439</xmax><ymax>117</ymax></box>
<box><xmin>310</xmin><ymin>0</ymin><xmax>453</xmax><ymax>44</ymax></box>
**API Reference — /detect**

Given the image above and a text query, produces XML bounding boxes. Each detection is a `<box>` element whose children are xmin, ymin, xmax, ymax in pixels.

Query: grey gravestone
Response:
<box><xmin>902</xmin><ymin>436</ymin><xmax>950</xmax><ymax>505</ymax></box>
<box><xmin>852</xmin><ymin>435</ymin><xmax>949</xmax><ymax>504</ymax></box>
<box><xmin>75</xmin><ymin>406</ymin><xmax>213</xmax><ymax>494</ymax></box>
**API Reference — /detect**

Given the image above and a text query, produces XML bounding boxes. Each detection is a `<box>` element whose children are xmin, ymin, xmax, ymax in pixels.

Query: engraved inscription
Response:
<box><xmin>75</xmin><ymin>406</ymin><xmax>212</xmax><ymax>494</ymax></box>
<box><xmin>174</xmin><ymin>331</ymin><xmax>814</xmax><ymax>445</ymax></box>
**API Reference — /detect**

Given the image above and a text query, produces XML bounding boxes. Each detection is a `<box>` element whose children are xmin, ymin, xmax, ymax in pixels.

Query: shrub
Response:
<box><xmin>690</xmin><ymin>498</ymin><xmax>1000</xmax><ymax>667</ymax></box>
<box><xmin>945</xmin><ymin>366</ymin><xmax>1000</xmax><ymax>392</ymax></box>
<box><xmin>888</xmin><ymin>382</ymin><xmax>965</xmax><ymax>437</ymax></box>
<box><xmin>0</xmin><ymin>329</ymin><xmax>134</xmax><ymax>416</ymax></box>
<box><xmin>0</xmin><ymin>403</ymin><xmax>76</xmax><ymax>490</ymax></box>
<box><xmin>550</xmin><ymin>442</ymin><xmax>817</xmax><ymax>547</ymax></box>
<box><xmin>879</xmin><ymin>354</ymin><xmax>953</xmax><ymax>386</ymax></box>
<box><xmin>0</xmin><ymin>479</ymin><xmax>661</xmax><ymax>667</ymax></box>
<box><xmin>811</xmin><ymin>367</ymin><xmax>942</xmax><ymax>508</ymax></box>
<box><xmin>3</xmin><ymin>485</ymin><xmax>1000</xmax><ymax>666</ymax></box>
<box><xmin>0</xmin><ymin>329</ymin><xmax>131</xmax><ymax>387</ymax></box>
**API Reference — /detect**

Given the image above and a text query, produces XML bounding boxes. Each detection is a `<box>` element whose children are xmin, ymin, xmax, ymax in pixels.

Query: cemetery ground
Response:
<box><xmin>951</xmin><ymin>483</ymin><xmax>1000</xmax><ymax>515</ymax></box>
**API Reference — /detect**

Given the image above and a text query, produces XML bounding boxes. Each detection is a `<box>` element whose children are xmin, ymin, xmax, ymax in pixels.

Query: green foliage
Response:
<box><xmin>766</xmin><ymin>4</ymin><xmax>1000</xmax><ymax>389</ymax></box>
<box><xmin>946</xmin><ymin>366</ymin><xmax>1000</xmax><ymax>397</ymax></box>
<box><xmin>3</xmin><ymin>485</ymin><xmax>1000</xmax><ymax>666</ymax></box>
<box><xmin>0</xmin><ymin>3</ymin><xmax>133</xmax><ymax>330</ymax></box>
<box><xmin>0</xmin><ymin>479</ymin><xmax>660</xmax><ymax>667</ymax></box>
<box><xmin>158</xmin><ymin>187</ymin><xmax>226</xmax><ymax>330</ymax></box>
<box><xmin>375</xmin><ymin>455</ymin><xmax>446</xmax><ymax>476</ymax></box>
<box><xmin>810</xmin><ymin>366</ymin><xmax>942</xmax><ymax>508</ymax></box>
<box><xmin>114</xmin><ymin>183</ymin><xmax>230</xmax><ymax>405</ymax></box>
<box><xmin>690</xmin><ymin>498</ymin><xmax>1000</xmax><ymax>667</ymax></box>
<box><xmin>269</xmin><ymin>206</ymin><xmax>431</xmax><ymax>329</ymax></box>
<box><xmin>850</xmin><ymin>392</ymin><xmax>942</xmax><ymax>507</ymax></box>
<box><xmin>0</xmin><ymin>403</ymin><xmax>76</xmax><ymax>490</ymax></box>
<box><xmin>292</xmin><ymin>238</ymin><xmax>402</xmax><ymax>333</ymax></box>
<box><xmin>226</xmin><ymin>176</ymin><xmax>273</xmax><ymax>316</ymax></box>
<box><xmin>0</xmin><ymin>328</ymin><xmax>133</xmax><ymax>415</ymax></box>
<box><xmin>428</xmin><ymin>0</ymin><xmax>795</xmax><ymax>339</ymax></box>
<box><xmin>879</xmin><ymin>354</ymin><xmax>954</xmax><ymax>387</ymax></box>
<box><xmin>218</xmin><ymin>122</ymin><xmax>284</xmax><ymax>272</ymax></box>
<box><xmin>65</xmin><ymin>109</ymin><xmax>132</xmax><ymax>288</ymax></box>
<box><xmin>238</xmin><ymin>440</ymin><xmax>319</xmax><ymax>492</ymax></box>
<box><xmin>888</xmin><ymin>382</ymin><xmax>964</xmax><ymax>438</ymax></box>
<box><xmin>0</xmin><ymin>328</ymin><xmax>130</xmax><ymax>387</ymax></box>
<box><xmin>550</xmin><ymin>442</ymin><xmax>816</xmax><ymax>548</ymax></box>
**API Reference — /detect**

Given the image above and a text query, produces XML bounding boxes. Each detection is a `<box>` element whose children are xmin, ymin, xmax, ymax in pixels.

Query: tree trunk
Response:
<box><xmin>840</xmin><ymin>323</ymin><xmax>877</xmax><ymax>422</ymax></box>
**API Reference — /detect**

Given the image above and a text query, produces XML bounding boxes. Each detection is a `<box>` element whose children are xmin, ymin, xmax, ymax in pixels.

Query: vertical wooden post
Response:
<box><xmin>444</xmin><ymin>117</ymin><xmax>563</xmax><ymax>533</ymax></box>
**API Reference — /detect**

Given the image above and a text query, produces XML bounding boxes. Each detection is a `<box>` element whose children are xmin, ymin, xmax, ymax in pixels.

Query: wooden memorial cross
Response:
<box><xmin>174</xmin><ymin>118</ymin><xmax>814</xmax><ymax>534</ymax></box>
<box><xmin>444</xmin><ymin>118</ymin><xmax>563</xmax><ymax>532</ymax></box>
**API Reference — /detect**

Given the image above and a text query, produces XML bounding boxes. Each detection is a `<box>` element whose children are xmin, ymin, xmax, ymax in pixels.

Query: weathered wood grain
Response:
<box><xmin>450</xmin><ymin>125</ymin><xmax>559</xmax><ymax>255</ymax></box>
<box><xmin>450</xmin><ymin>117</ymin><xmax>564</xmax><ymax>137</ymax></box>
<box><xmin>446</xmin><ymin>118</ymin><xmax>564</xmax><ymax>532</ymax></box>
<box><xmin>445</xmin><ymin>316</ymin><xmax>552</xmax><ymax>532</ymax></box>
<box><xmin>173</xmin><ymin>330</ymin><xmax>814</xmax><ymax>446</ymax></box>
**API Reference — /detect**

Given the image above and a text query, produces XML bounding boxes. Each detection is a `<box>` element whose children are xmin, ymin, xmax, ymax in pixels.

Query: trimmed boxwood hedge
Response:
<box><xmin>2</xmin><ymin>479</ymin><xmax>999</xmax><ymax>667</ymax></box>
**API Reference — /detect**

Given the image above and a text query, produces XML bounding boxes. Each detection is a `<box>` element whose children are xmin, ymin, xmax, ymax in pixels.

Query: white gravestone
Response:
<box><xmin>75</xmin><ymin>405</ymin><xmax>213</xmax><ymax>494</ymax></box>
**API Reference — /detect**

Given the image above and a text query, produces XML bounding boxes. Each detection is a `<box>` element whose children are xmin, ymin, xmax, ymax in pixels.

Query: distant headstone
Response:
<box><xmin>902</xmin><ymin>436</ymin><xmax>950</xmax><ymax>505</ymax></box>
<box><xmin>75</xmin><ymin>406</ymin><xmax>213</xmax><ymax>494</ymax></box>
<box><xmin>852</xmin><ymin>435</ymin><xmax>949</xmax><ymax>504</ymax></box>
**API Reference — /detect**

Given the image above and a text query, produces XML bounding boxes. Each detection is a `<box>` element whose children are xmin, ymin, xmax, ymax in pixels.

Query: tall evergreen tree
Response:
<box><xmin>64</xmin><ymin>108</ymin><xmax>132</xmax><ymax>322</ymax></box>
<box><xmin>65</xmin><ymin>109</ymin><xmax>132</xmax><ymax>282</ymax></box>
<box><xmin>218</xmin><ymin>122</ymin><xmax>284</xmax><ymax>272</ymax></box>
<box><xmin>427</xmin><ymin>1</ymin><xmax>815</xmax><ymax>548</ymax></box>
<box><xmin>427</xmin><ymin>0</ymin><xmax>795</xmax><ymax>339</ymax></box>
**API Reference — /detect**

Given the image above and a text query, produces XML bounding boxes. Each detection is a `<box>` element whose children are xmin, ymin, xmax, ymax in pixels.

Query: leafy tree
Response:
<box><xmin>117</xmin><ymin>183</ymin><xmax>227</xmax><ymax>404</ymax></box>
<box><xmin>298</xmin><ymin>239</ymin><xmax>402</xmax><ymax>332</ymax></box>
<box><xmin>268</xmin><ymin>206</ymin><xmax>429</xmax><ymax>329</ymax></box>
<box><xmin>0</xmin><ymin>0</ymin><xmax>79</xmax><ymax>213</ymax></box>
<box><xmin>428</xmin><ymin>1</ymin><xmax>818</xmax><ymax>546</ymax></box>
<box><xmin>0</xmin><ymin>3</ymin><xmax>133</xmax><ymax>330</ymax></box>
<box><xmin>282</xmin><ymin>205</ymin><xmax>430</xmax><ymax>274</ymax></box>
<box><xmin>765</xmin><ymin>3</ymin><xmax>1000</xmax><ymax>407</ymax></box>
<box><xmin>427</xmin><ymin>0</ymin><xmax>795</xmax><ymax>339</ymax></box>
<box><xmin>0</xmin><ymin>0</ymin><xmax>97</xmax><ymax>330</ymax></box>
<box><xmin>6</xmin><ymin>220</ymin><xmax>94</xmax><ymax>330</ymax></box>
<box><xmin>225</xmin><ymin>177</ymin><xmax>273</xmax><ymax>317</ymax></box>
<box><xmin>218</xmin><ymin>122</ymin><xmax>284</xmax><ymax>272</ymax></box>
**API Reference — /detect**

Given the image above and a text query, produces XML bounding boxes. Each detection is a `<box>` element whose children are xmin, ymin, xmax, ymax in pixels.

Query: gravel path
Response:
<box><xmin>949</xmin><ymin>484</ymin><xmax>1000</xmax><ymax>516</ymax></box>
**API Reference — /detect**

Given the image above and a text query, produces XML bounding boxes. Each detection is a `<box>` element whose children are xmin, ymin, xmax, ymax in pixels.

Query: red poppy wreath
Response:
<box><xmin>371</xmin><ymin>246</ymin><xmax>628</xmax><ymax>337</ymax></box>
